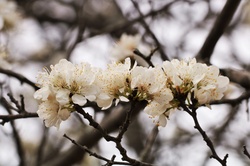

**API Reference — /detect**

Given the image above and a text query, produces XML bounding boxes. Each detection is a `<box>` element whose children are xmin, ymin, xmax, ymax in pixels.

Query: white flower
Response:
<box><xmin>0</xmin><ymin>0</ymin><xmax>20</xmax><ymax>30</ymax></box>
<box><xmin>95</xmin><ymin>58</ymin><xmax>133</xmax><ymax>109</ymax></box>
<box><xmin>38</xmin><ymin>59</ymin><xmax>97</xmax><ymax>105</ymax></box>
<box><xmin>131</xmin><ymin>66</ymin><xmax>173</xmax><ymax>126</ymax></box>
<box><xmin>162</xmin><ymin>58</ymin><xmax>229</xmax><ymax>106</ymax></box>
<box><xmin>194</xmin><ymin>66</ymin><xmax>229</xmax><ymax>104</ymax></box>
<box><xmin>34</xmin><ymin>59</ymin><xmax>98</xmax><ymax>128</ymax></box>
<box><xmin>36</xmin><ymin>92</ymin><xmax>71</xmax><ymax>129</ymax></box>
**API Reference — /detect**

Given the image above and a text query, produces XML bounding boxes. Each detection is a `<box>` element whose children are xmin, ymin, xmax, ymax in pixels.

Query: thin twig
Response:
<box><xmin>132</xmin><ymin>0</ymin><xmax>169</xmax><ymax>61</ymax></box>
<box><xmin>63</xmin><ymin>134</ymin><xmax>131</xmax><ymax>165</ymax></box>
<box><xmin>180</xmin><ymin>101</ymin><xmax>228</xmax><ymax>166</ymax></box>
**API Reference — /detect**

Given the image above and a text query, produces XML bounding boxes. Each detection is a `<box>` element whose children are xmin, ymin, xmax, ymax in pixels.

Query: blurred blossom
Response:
<box><xmin>0</xmin><ymin>0</ymin><xmax>21</xmax><ymax>31</ymax></box>
<box><xmin>0</xmin><ymin>46</ymin><xmax>11</xmax><ymax>69</ymax></box>
<box><xmin>110</xmin><ymin>34</ymin><xmax>150</xmax><ymax>65</ymax></box>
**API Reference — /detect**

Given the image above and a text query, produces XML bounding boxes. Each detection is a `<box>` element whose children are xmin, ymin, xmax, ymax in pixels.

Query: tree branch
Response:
<box><xmin>180</xmin><ymin>102</ymin><xmax>228</xmax><ymax>166</ymax></box>
<box><xmin>0</xmin><ymin>68</ymin><xmax>39</xmax><ymax>90</ymax></box>
<box><xmin>196</xmin><ymin>0</ymin><xmax>241</xmax><ymax>63</ymax></box>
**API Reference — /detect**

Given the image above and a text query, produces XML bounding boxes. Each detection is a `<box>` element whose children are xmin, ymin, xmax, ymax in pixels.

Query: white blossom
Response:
<box><xmin>36</xmin><ymin>92</ymin><xmax>71</xmax><ymax>129</ymax></box>
<box><xmin>162</xmin><ymin>58</ymin><xmax>229</xmax><ymax>106</ymax></box>
<box><xmin>95</xmin><ymin>58</ymin><xmax>133</xmax><ymax>109</ymax></box>
<box><xmin>0</xmin><ymin>0</ymin><xmax>20</xmax><ymax>31</ymax></box>
<box><xmin>131</xmin><ymin>66</ymin><xmax>173</xmax><ymax>126</ymax></box>
<box><xmin>110</xmin><ymin>34</ymin><xmax>150</xmax><ymax>66</ymax></box>
<box><xmin>34</xmin><ymin>59</ymin><xmax>98</xmax><ymax>128</ymax></box>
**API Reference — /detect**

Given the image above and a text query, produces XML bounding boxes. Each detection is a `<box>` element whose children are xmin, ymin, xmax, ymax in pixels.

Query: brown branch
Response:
<box><xmin>75</xmin><ymin>103</ymin><xmax>153</xmax><ymax>166</ymax></box>
<box><xmin>196</xmin><ymin>0</ymin><xmax>241</xmax><ymax>63</ymax></box>
<box><xmin>0</xmin><ymin>112</ymin><xmax>38</xmax><ymax>125</ymax></box>
<box><xmin>1</xmin><ymin>96</ymin><xmax>25</xmax><ymax>166</ymax></box>
<box><xmin>0</xmin><ymin>68</ymin><xmax>39</xmax><ymax>90</ymax></box>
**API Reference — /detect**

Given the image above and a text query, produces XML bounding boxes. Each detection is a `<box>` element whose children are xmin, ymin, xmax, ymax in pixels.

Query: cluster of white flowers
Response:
<box><xmin>34</xmin><ymin>58</ymin><xmax>229</xmax><ymax>128</ymax></box>
<box><xmin>0</xmin><ymin>0</ymin><xmax>20</xmax><ymax>31</ymax></box>
<box><xmin>162</xmin><ymin>59</ymin><xmax>229</xmax><ymax>106</ymax></box>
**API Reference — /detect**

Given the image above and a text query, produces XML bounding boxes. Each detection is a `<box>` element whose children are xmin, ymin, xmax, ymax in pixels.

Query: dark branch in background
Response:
<box><xmin>180</xmin><ymin>101</ymin><xmax>228</xmax><ymax>166</ymax></box>
<box><xmin>196</xmin><ymin>0</ymin><xmax>241</xmax><ymax>63</ymax></box>
<box><xmin>0</xmin><ymin>68</ymin><xmax>39</xmax><ymax>90</ymax></box>
<box><xmin>131</xmin><ymin>0</ymin><xmax>169</xmax><ymax>61</ymax></box>
<box><xmin>0</xmin><ymin>97</ymin><xmax>25</xmax><ymax>166</ymax></box>
<box><xmin>65</xmin><ymin>0</ymin><xmax>86</xmax><ymax>60</ymax></box>
<box><xmin>243</xmin><ymin>145</ymin><xmax>250</xmax><ymax>159</ymax></box>
<box><xmin>63</xmin><ymin>134</ymin><xmax>131</xmax><ymax>165</ymax></box>
<box><xmin>0</xmin><ymin>92</ymin><xmax>38</xmax><ymax>125</ymax></box>
<box><xmin>221</xmin><ymin>68</ymin><xmax>250</xmax><ymax>90</ymax></box>
<box><xmin>140</xmin><ymin>125</ymin><xmax>159</xmax><ymax>162</ymax></box>
<box><xmin>85</xmin><ymin>0</ymin><xmax>177</xmax><ymax>39</ymax></box>
<box><xmin>36</xmin><ymin>127</ymin><xmax>48</xmax><ymax>166</ymax></box>
<box><xmin>133</xmin><ymin>48</ymin><xmax>155</xmax><ymax>67</ymax></box>
<box><xmin>7</xmin><ymin>93</ymin><xmax>26</xmax><ymax>113</ymax></box>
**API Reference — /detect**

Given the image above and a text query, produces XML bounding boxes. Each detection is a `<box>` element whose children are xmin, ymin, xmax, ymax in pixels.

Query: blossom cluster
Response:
<box><xmin>34</xmin><ymin>58</ymin><xmax>229</xmax><ymax>128</ymax></box>
<box><xmin>0</xmin><ymin>0</ymin><xmax>20</xmax><ymax>31</ymax></box>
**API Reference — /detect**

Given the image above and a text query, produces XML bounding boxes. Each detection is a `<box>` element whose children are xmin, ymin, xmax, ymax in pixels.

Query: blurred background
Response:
<box><xmin>0</xmin><ymin>0</ymin><xmax>250</xmax><ymax>165</ymax></box>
